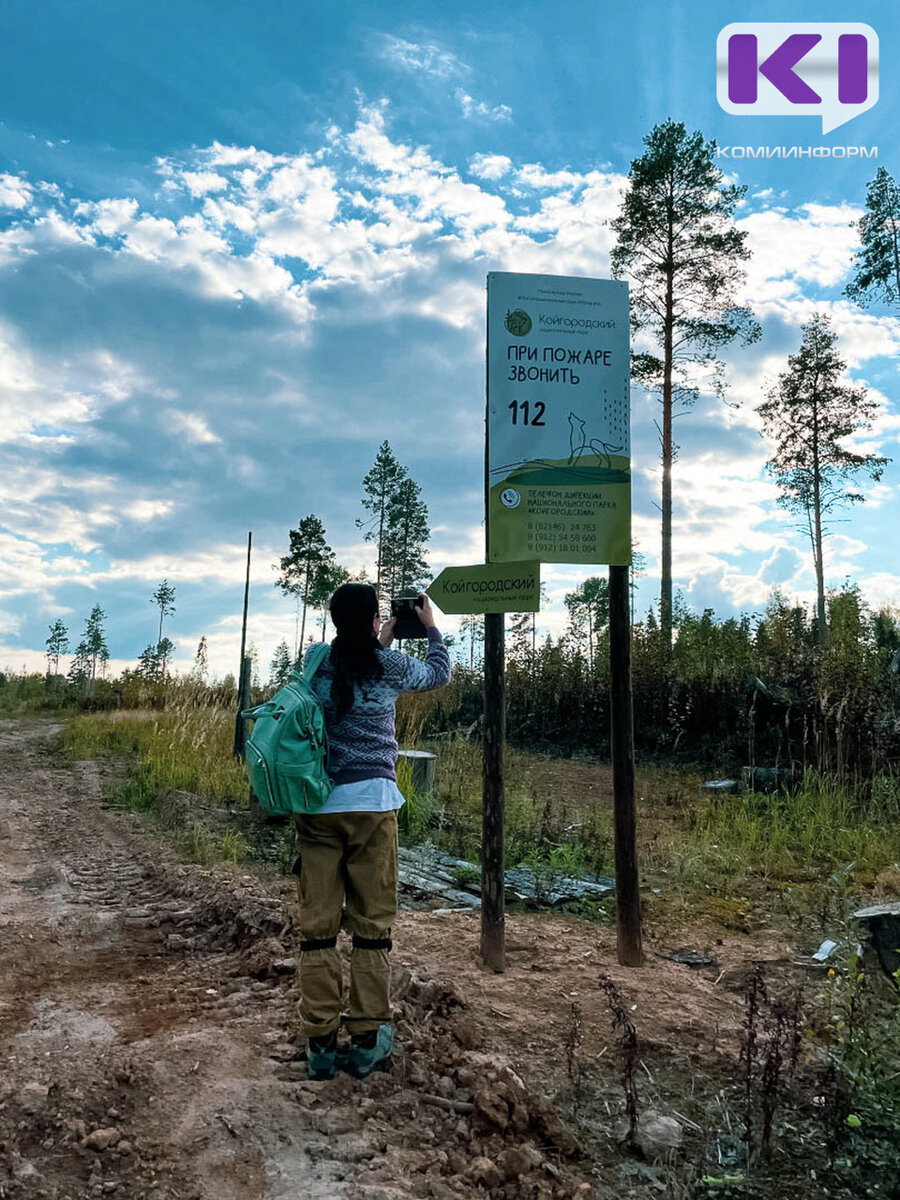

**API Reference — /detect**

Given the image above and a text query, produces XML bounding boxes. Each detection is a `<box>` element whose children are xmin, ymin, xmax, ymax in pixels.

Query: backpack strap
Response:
<box><xmin>303</xmin><ymin>642</ymin><xmax>330</xmax><ymax>681</ymax></box>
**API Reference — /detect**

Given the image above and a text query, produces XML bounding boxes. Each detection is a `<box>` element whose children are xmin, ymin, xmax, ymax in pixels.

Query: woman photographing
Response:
<box><xmin>297</xmin><ymin>582</ymin><xmax>450</xmax><ymax>1079</ymax></box>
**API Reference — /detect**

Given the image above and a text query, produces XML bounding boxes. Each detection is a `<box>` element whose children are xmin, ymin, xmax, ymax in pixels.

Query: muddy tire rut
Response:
<box><xmin>0</xmin><ymin>719</ymin><xmax>590</xmax><ymax>1200</ymax></box>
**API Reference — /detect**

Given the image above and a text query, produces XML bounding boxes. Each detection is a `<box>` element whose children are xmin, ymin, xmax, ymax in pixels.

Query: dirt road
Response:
<box><xmin>0</xmin><ymin>719</ymin><xmax>599</xmax><ymax>1200</ymax></box>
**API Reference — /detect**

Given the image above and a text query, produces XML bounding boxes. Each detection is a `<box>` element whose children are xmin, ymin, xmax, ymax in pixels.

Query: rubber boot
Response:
<box><xmin>346</xmin><ymin>1024</ymin><xmax>393</xmax><ymax>1079</ymax></box>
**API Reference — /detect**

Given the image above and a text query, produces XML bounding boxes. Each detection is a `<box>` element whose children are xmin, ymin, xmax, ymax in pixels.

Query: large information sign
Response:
<box><xmin>487</xmin><ymin>272</ymin><xmax>630</xmax><ymax>565</ymax></box>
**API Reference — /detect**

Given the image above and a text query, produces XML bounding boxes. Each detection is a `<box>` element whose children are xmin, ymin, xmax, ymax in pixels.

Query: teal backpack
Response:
<box><xmin>242</xmin><ymin>643</ymin><xmax>333</xmax><ymax>815</ymax></box>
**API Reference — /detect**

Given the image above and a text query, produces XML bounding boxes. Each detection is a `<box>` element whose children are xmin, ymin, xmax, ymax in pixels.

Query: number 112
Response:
<box><xmin>508</xmin><ymin>400</ymin><xmax>545</xmax><ymax>426</ymax></box>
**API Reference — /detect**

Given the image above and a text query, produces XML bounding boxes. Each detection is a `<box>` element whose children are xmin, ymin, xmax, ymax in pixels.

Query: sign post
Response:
<box><xmin>609</xmin><ymin>564</ymin><xmax>642</xmax><ymax>965</ymax></box>
<box><xmin>481</xmin><ymin>610</ymin><xmax>505</xmax><ymax>971</ymax></box>
<box><xmin>428</xmin><ymin>565</ymin><xmax>538</xmax><ymax>973</ymax></box>
<box><xmin>486</xmin><ymin>271</ymin><xmax>642</xmax><ymax>969</ymax></box>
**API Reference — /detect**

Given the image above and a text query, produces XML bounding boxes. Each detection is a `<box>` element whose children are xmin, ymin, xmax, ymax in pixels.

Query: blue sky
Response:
<box><xmin>1</xmin><ymin>0</ymin><xmax>898</xmax><ymax>679</ymax></box>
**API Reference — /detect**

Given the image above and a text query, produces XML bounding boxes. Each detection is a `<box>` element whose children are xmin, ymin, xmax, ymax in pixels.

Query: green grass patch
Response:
<box><xmin>62</xmin><ymin>706</ymin><xmax>248</xmax><ymax>807</ymax></box>
<box><xmin>61</xmin><ymin>702</ymin><xmax>900</xmax><ymax>923</ymax></box>
<box><xmin>62</xmin><ymin>702</ymin><xmax>306</xmax><ymax>875</ymax></box>
<box><xmin>683</xmin><ymin>772</ymin><xmax>900</xmax><ymax>883</ymax></box>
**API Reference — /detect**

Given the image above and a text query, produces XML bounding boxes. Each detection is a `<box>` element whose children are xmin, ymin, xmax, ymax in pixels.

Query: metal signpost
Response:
<box><xmin>484</xmin><ymin>271</ymin><xmax>642</xmax><ymax>970</ymax></box>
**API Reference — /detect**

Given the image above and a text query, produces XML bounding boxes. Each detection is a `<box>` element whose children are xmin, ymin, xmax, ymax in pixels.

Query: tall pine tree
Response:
<box><xmin>757</xmin><ymin>314</ymin><xmax>889</xmax><ymax>644</ymax></box>
<box><xmin>151</xmin><ymin>580</ymin><xmax>176</xmax><ymax>675</ymax></box>
<box><xmin>382</xmin><ymin>475</ymin><xmax>430</xmax><ymax>598</ymax></box>
<box><xmin>611</xmin><ymin>120</ymin><xmax>760</xmax><ymax>649</ymax></box>
<box><xmin>357</xmin><ymin>441</ymin><xmax>407</xmax><ymax>601</ymax></box>
<box><xmin>45</xmin><ymin>618</ymin><xmax>69</xmax><ymax>678</ymax></box>
<box><xmin>276</xmin><ymin>515</ymin><xmax>334</xmax><ymax>651</ymax></box>
<box><xmin>84</xmin><ymin>605</ymin><xmax>109</xmax><ymax>684</ymax></box>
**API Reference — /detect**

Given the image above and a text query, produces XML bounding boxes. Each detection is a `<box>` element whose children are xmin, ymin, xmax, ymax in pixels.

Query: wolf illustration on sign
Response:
<box><xmin>566</xmin><ymin>411</ymin><xmax>625</xmax><ymax>471</ymax></box>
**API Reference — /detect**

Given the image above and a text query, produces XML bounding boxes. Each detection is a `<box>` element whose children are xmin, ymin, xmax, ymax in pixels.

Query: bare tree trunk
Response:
<box><xmin>660</xmin><ymin>264</ymin><xmax>675</xmax><ymax>650</ymax></box>
<box><xmin>813</xmin><ymin>487</ymin><xmax>826</xmax><ymax>645</ymax></box>
<box><xmin>812</xmin><ymin>401</ymin><xmax>827</xmax><ymax>645</ymax></box>
<box><xmin>300</xmin><ymin>562</ymin><xmax>309</xmax><ymax>650</ymax></box>
<box><xmin>401</xmin><ymin>517</ymin><xmax>410</xmax><ymax>595</ymax></box>
<box><xmin>376</xmin><ymin>490</ymin><xmax>386</xmax><ymax>602</ymax></box>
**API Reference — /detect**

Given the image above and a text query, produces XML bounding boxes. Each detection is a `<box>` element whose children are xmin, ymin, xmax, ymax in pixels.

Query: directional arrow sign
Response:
<box><xmin>427</xmin><ymin>561</ymin><xmax>540</xmax><ymax>615</ymax></box>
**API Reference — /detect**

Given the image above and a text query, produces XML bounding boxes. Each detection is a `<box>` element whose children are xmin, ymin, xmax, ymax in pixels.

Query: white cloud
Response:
<box><xmin>857</xmin><ymin>573</ymin><xmax>900</xmax><ymax>611</ymax></box>
<box><xmin>517</xmin><ymin>163</ymin><xmax>584</xmax><ymax>190</ymax></box>
<box><xmin>415</xmin><ymin>278</ymin><xmax>484</xmax><ymax>330</ymax></box>
<box><xmin>123</xmin><ymin>499</ymin><xmax>177</xmax><ymax>523</ymax></box>
<box><xmin>380</xmin><ymin>36</ymin><xmax>468</xmax><ymax>79</ymax></box>
<box><xmin>164</xmin><ymin>142</ymin><xmax>280</xmax><ymax>172</ymax></box>
<box><xmin>345</xmin><ymin>105</ymin><xmax>510</xmax><ymax>239</ymax></box>
<box><xmin>180</xmin><ymin>171</ymin><xmax>230</xmax><ymax>197</ymax></box>
<box><xmin>0</xmin><ymin>172</ymin><xmax>33</xmax><ymax>210</ymax></box>
<box><xmin>740</xmin><ymin>202</ymin><xmax>862</xmax><ymax>306</ymax></box>
<box><xmin>168</xmin><ymin>411</ymin><xmax>221</xmax><ymax>445</ymax></box>
<box><xmin>758</xmin><ymin>545</ymin><xmax>804</xmax><ymax>585</ymax></box>
<box><xmin>72</xmin><ymin>196</ymin><xmax>313</xmax><ymax>315</ymax></box>
<box><xmin>0</xmin><ymin>644</ymin><xmax>150</xmax><ymax>678</ymax></box>
<box><xmin>454</xmin><ymin>89</ymin><xmax>512</xmax><ymax>122</ymax></box>
<box><xmin>468</xmin><ymin>154</ymin><xmax>512</xmax><ymax>181</ymax></box>
<box><xmin>75</xmin><ymin>196</ymin><xmax>140</xmax><ymax>234</ymax></box>
<box><xmin>0</xmin><ymin>609</ymin><xmax>22</xmax><ymax>637</ymax></box>
<box><xmin>32</xmin><ymin>209</ymin><xmax>93</xmax><ymax>248</ymax></box>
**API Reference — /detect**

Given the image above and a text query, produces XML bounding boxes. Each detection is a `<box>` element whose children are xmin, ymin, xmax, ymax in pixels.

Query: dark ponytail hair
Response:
<box><xmin>329</xmin><ymin>583</ymin><xmax>383</xmax><ymax>720</ymax></box>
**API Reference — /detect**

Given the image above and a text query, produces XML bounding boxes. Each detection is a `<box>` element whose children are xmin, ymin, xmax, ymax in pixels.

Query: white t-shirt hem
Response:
<box><xmin>317</xmin><ymin>776</ymin><xmax>406</xmax><ymax>814</ymax></box>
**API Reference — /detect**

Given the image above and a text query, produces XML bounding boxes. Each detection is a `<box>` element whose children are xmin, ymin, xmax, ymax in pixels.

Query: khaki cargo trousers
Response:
<box><xmin>294</xmin><ymin>809</ymin><xmax>397</xmax><ymax>1038</ymax></box>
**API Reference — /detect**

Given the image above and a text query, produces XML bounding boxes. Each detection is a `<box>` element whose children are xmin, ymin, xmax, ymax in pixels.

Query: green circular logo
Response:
<box><xmin>505</xmin><ymin>309</ymin><xmax>532</xmax><ymax>337</ymax></box>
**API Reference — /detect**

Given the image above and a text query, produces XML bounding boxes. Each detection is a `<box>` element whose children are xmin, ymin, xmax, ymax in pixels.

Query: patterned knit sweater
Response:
<box><xmin>303</xmin><ymin>628</ymin><xmax>451</xmax><ymax>785</ymax></box>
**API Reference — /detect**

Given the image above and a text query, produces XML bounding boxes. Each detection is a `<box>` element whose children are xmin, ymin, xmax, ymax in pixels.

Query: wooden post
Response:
<box><xmin>609</xmin><ymin>563</ymin><xmax>642</xmax><ymax>966</ymax></box>
<box><xmin>481</xmin><ymin>611</ymin><xmax>506</xmax><ymax>972</ymax></box>
<box><xmin>482</xmin><ymin>278</ymin><xmax>506</xmax><ymax>974</ymax></box>
<box><xmin>233</xmin><ymin>531</ymin><xmax>252</xmax><ymax>760</ymax></box>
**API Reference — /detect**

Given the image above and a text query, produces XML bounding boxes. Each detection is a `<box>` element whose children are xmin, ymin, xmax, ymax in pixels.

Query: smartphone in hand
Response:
<box><xmin>390</xmin><ymin>595</ymin><xmax>428</xmax><ymax>639</ymax></box>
